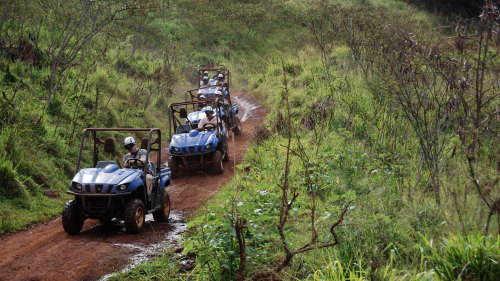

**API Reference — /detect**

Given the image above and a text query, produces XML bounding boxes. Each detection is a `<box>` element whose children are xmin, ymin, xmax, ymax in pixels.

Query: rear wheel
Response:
<box><xmin>232</xmin><ymin>117</ymin><xmax>242</xmax><ymax>135</ymax></box>
<box><xmin>124</xmin><ymin>199</ymin><xmax>145</xmax><ymax>234</ymax></box>
<box><xmin>168</xmin><ymin>158</ymin><xmax>179</xmax><ymax>179</ymax></box>
<box><xmin>153</xmin><ymin>191</ymin><xmax>170</xmax><ymax>222</ymax></box>
<box><xmin>212</xmin><ymin>151</ymin><xmax>223</xmax><ymax>174</ymax></box>
<box><xmin>62</xmin><ymin>200</ymin><xmax>84</xmax><ymax>235</ymax></box>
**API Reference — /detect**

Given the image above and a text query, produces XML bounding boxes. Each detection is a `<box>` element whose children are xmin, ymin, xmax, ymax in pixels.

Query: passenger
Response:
<box><xmin>198</xmin><ymin>106</ymin><xmax>219</xmax><ymax>131</ymax></box>
<box><xmin>217</xmin><ymin>73</ymin><xmax>225</xmax><ymax>84</ymax></box>
<box><xmin>197</xmin><ymin>94</ymin><xmax>207</xmax><ymax>111</ymax></box>
<box><xmin>212</xmin><ymin>69</ymin><xmax>221</xmax><ymax>79</ymax></box>
<box><xmin>123</xmin><ymin>136</ymin><xmax>152</xmax><ymax>196</ymax></box>
<box><xmin>200</xmin><ymin>76</ymin><xmax>210</xmax><ymax>87</ymax></box>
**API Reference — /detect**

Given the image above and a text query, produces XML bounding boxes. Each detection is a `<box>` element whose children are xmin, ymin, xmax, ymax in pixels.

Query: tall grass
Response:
<box><xmin>423</xmin><ymin>234</ymin><xmax>500</xmax><ymax>281</ymax></box>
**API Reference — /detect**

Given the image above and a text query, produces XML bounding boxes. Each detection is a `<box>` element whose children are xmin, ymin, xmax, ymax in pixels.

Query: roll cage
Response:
<box><xmin>75</xmin><ymin>128</ymin><xmax>162</xmax><ymax>176</ymax></box>
<box><xmin>167</xmin><ymin>98</ymin><xmax>225</xmax><ymax>141</ymax></box>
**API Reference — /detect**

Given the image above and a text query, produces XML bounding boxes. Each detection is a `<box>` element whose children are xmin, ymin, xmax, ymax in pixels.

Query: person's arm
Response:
<box><xmin>198</xmin><ymin>118</ymin><xmax>206</xmax><ymax>131</ymax></box>
<box><xmin>139</xmin><ymin>150</ymin><xmax>148</xmax><ymax>166</ymax></box>
<box><xmin>123</xmin><ymin>155</ymin><xmax>129</xmax><ymax>167</ymax></box>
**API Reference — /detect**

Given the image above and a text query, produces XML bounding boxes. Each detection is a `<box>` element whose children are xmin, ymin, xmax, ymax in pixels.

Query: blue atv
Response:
<box><xmin>192</xmin><ymin>65</ymin><xmax>242</xmax><ymax>135</ymax></box>
<box><xmin>167</xmin><ymin>99</ymin><xmax>229</xmax><ymax>178</ymax></box>
<box><xmin>62</xmin><ymin>128</ymin><xmax>171</xmax><ymax>234</ymax></box>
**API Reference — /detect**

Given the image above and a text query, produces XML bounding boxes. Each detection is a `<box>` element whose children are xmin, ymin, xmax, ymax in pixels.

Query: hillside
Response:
<box><xmin>1</xmin><ymin>0</ymin><xmax>499</xmax><ymax>280</ymax></box>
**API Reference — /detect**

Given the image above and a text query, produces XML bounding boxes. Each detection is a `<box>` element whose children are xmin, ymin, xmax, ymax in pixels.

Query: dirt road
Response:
<box><xmin>0</xmin><ymin>92</ymin><xmax>266</xmax><ymax>281</ymax></box>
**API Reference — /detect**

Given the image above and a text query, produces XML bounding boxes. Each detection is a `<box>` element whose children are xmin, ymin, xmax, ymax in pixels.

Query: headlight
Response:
<box><xmin>172</xmin><ymin>147</ymin><xmax>180</xmax><ymax>152</ymax></box>
<box><xmin>204</xmin><ymin>143</ymin><xmax>212</xmax><ymax>150</ymax></box>
<box><xmin>74</xmin><ymin>183</ymin><xmax>82</xmax><ymax>191</ymax></box>
<box><xmin>117</xmin><ymin>184</ymin><xmax>128</xmax><ymax>191</ymax></box>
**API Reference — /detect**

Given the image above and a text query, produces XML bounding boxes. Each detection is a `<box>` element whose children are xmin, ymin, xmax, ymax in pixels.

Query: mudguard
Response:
<box><xmin>159</xmin><ymin>168</ymin><xmax>171</xmax><ymax>187</ymax></box>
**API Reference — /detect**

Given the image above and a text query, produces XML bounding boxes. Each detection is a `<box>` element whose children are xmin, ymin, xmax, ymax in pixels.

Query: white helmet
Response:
<box><xmin>203</xmin><ymin>106</ymin><xmax>214</xmax><ymax>115</ymax></box>
<box><xmin>215</xmin><ymin>90</ymin><xmax>222</xmax><ymax>96</ymax></box>
<box><xmin>218</xmin><ymin>73</ymin><xmax>224</xmax><ymax>79</ymax></box>
<box><xmin>124</xmin><ymin>136</ymin><xmax>135</xmax><ymax>148</ymax></box>
<box><xmin>199</xmin><ymin>94</ymin><xmax>206</xmax><ymax>100</ymax></box>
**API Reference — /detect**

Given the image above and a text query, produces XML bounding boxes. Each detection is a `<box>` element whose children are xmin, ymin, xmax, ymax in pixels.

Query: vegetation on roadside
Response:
<box><xmin>1</xmin><ymin>0</ymin><xmax>498</xmax><ymax>280</ymax></box>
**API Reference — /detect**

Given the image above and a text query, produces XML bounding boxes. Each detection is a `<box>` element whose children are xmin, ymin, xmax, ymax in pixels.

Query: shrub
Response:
<box><xmin>0</xmin><ymin>158</ymin><xmax>19</xmax><ymax>198</ymax></box>
<box><xmin>424</xmin><ymin>234</ymin><xmax>500</xmax><ymax>281</ymax></box>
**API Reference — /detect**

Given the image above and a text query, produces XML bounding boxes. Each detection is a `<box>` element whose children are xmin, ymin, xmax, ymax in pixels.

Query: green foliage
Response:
<box><xmin>183</xmin><ymin>211</ymin><xmax>241</xmax><ymax>280</ymax></box>
<box><xmin>423</xmin><ymin>235</ymin><xmax>500</xmax><ymax>281</ymax></box>
<box><xmin>108</xmin><ymin>253</ymin><xmax>181</xmax><ymax>281</ymax></box>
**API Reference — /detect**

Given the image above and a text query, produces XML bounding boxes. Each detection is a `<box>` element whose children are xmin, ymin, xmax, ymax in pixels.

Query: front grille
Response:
<box><xmin>82</xmin><ymin>184</ymin><xmax>112</xmax><ymax>193</ymax></box>
<box><xmin>86</xmin><ymin>197</ymin><xmax>108</xmax><ymax>214</ymax></box>
<box><xmin>185</xmin><ymin>155</ymin><xmax>202</xmax><ymax>165</ymax></box>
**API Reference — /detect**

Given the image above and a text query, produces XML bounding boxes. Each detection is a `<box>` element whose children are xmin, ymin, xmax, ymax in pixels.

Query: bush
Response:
<box><xmin>0</xmin><ymin>158</ymin><xmax>19</xmax><ymax>198</ymax></box>
<box><xmin>424</xmin><ymin>234</ymin><xmax>500</xmax><ymax>281</ymax></box>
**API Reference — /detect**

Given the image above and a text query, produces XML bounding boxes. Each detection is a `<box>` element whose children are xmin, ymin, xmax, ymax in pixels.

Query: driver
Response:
<box><xmin>197</xmin><ymin>106</ymin><xmax>219</xmax><ymax>131</ymax></box>
<box><xmin>123</xmin><ymin>136</ymin><xmax>147</xmax><ymax>168</ymax></box>
<box><xmin>123</xmin><ymin>136</ymin><xmax>153</xmax><ymax>197</ymax></box>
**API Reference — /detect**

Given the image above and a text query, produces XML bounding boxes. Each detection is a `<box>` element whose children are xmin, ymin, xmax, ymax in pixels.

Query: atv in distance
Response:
<box><xmin>167</xmin><ymin>98</ymin><xmax>228</xmax><ymax>178</ymax></box>
<box><xmin>188</xmin><ymin>64</ymin><xmax>242</xmax><ymax>135</ymax></box>
<box><xmin>62</xmin><ymin>128</ymin><xmax>171</xmax><ymax>234</ymax></box>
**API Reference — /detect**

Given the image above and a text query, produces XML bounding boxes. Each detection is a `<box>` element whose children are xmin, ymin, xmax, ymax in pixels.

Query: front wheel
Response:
<box><xmin>62</xmin><ymin>200</ymin><xmax>84</xmax><ymax>235</ymax></box>
<box><xmin>212</xmin><ymin>151</ymin><xmax>223</xmax><ymax>174</ymax></box>
<box><xmin>168</xmin><ymin>158</ymin><xmax>179</xmax><ymax>179</ymax></box>
<box><xmin>124</xmin><ymin>199</ymin><xmax>145</xmax><ymax>234</ymax></box>
<box><xmin>153</xmin><ymin>191</ymin><xmax>170</xmax><ymax>222</ymax></box>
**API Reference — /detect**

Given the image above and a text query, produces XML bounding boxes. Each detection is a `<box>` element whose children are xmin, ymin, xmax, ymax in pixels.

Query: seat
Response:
<box><xmin>104</xmin><ymin>137</ymin><xmax>116</xmax><ymax>153</ymax></box>
<box><xmin>103</xmin><ymin>137</ymin><xmax>122</xmax><ymax>168</ymax></box>
<box><xmin>141</xmin><ymin>138</ymin><xmax>149</xmax><ymax>150</ymax></box>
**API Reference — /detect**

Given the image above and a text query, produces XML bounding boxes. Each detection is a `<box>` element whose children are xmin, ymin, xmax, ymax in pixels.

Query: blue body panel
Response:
<box><xmin>69</xmin><ymin>164</ymin><xmax>145</xmax><ymax>194</ymax></box>
<box><xmin>169</xmin><ymin>129</ymin><xmax>219</xmax><ymax>155</ymax></box>
<box><xmin>159</xmin><ymin>168</ymin><xmax>171</xmax><ymax>187</ymax></box>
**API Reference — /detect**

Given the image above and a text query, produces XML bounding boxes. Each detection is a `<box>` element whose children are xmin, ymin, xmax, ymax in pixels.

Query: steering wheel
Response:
<box><xmin>126</xmin><ymin>158</ymin><xmax>145</xmax><ymax>169</ymax></box>
<box><xmin>203</xmin><ymin>123</ymin><xmax>216</xmax><ymax>131</ymax></box>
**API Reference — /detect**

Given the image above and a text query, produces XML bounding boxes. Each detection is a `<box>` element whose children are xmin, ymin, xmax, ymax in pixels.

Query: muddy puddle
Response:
<box><xmin>99</xmin><ymin>211</ymin><xmax>187</xmax><ymax>281</ymax></box>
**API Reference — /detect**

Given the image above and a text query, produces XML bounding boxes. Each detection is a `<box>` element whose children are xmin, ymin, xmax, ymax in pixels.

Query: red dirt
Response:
<box><xmin>0</xmin><ymin>91</ymin><xmax>266</xmax><ymax>281</ymax></box>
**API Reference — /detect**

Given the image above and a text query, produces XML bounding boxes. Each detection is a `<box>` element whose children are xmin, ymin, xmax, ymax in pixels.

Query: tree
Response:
<box><xmin>38</xmin><ymin>0</ymin><xmax>131</xmax><ymax>104</ymax></box>
<box><xmin>452</xmin><ymin>0</ymin><xmax>500</xmax><ymax>234</ymax></box>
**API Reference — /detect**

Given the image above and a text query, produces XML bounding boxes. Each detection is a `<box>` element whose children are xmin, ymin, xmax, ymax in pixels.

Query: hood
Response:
<box><xmin>72</xmin><ymin>166</ymin><xmax>141</xmax><ymax>185</ymax></box>
<box><xmin>169</xmin><ymin>130</ymin><xmax>217</xmax><ymax>155</ymax></box>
